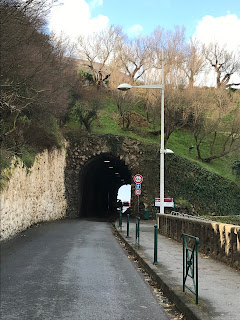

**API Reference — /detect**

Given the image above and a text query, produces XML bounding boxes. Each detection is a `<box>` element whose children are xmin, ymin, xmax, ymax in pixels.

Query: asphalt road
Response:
<box><xmin>0</xmin><ymin>219</ymin><xmax>170</xmax><ymax>320</ymax></box>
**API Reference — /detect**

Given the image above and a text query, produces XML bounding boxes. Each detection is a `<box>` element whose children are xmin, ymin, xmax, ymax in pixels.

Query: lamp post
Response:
<box><xmin>117</xmin><ymin>50</ymin><xmax>173</xmax><ymax>225</ymax></box>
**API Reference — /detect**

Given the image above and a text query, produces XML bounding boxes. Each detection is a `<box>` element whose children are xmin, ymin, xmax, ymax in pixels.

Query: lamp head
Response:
<box><xmin>117</xmin><ymin>83</ymin><xmax>132</xmax><ymax>91</ymax></box>
<box><xmin>165</xmin><ymin>149</ymin><xmax>174</xmax><ymax>154</ymax></box>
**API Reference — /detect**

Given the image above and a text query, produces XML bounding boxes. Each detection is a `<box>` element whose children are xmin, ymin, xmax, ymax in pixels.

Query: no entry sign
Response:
<box><xmin>134</xmin><ymin>174</ymin><xmax>143</xmax><ymax>184</ymax></box>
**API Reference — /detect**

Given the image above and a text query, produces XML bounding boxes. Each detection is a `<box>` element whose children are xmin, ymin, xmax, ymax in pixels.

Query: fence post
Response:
<box><xmin>126</xmin><ymin>214</ymin><xmax>130</xmax><ymax>237</ymax></box>
<box><xmin>153</xmin><ymin>224</ymin><xmax>158</xmax><ymax>265</ymax></box>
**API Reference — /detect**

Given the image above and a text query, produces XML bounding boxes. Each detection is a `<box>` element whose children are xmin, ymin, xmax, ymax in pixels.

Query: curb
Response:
<box><xmin>113</xmin><ymin>222</ymin><xmax>210</xmax><ymax>320</ymax></box>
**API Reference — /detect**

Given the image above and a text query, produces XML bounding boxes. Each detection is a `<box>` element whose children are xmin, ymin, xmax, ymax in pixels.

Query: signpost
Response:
<box><xmin>134</xmin><ymin>174</ymin><xmax>143</xmax><ymax>214</ymax></box>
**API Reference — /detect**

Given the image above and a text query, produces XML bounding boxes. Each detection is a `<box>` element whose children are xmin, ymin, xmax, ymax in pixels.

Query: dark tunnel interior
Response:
<box><xmin>79</xmin><ymin>153</ymin><xmax>131</xmax><ymax>218</ymax></box>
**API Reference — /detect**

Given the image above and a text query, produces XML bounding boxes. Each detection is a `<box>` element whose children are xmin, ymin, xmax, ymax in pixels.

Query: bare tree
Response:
<box><xmin>190</xmin><ymin>87</ymin><xmax>240</xmax><ymax>162</ymax></box>
<box><xmin>146</xmin><ymin>86</ymin><xmax>192</xmax><ymax>143</ymax></box>
<box><xmin>202</xmin><ymin>42</ymin><xmax>240</xmax><ymax>88</ymax></box>
<box><xmin>116</xmin><ymin>35</ymin><xmax>152</xmax><ymax>83</ymax></box>
<box><xmin>146</xmin><ymin>26</ymin><xmax>187</xmax><ymax>87</ymax></box>
<box><xmin>182</xmin><ymin>40</ymin><xmax>205</xmax><ymax>88</ymax></box>
<box><xmin>76</xmin><ymin>25</ymin><xmax>122</xmax><ymax>88</ymax></box>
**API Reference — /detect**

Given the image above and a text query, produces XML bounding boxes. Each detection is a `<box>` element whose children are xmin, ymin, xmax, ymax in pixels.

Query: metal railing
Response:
<box><xmin>182</xmin><ymin>233</ymin><xmax>199</xmax><ymax>304</ymax></box>
<box><xmin>171</xmin><ymin>211</ymin><xmax>213</xmax><ymax>222</ymax></box>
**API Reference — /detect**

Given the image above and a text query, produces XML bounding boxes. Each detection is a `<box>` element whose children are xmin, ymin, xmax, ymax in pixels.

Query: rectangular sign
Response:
<box><xmin>135</xmin><ymin>183</ymin><xmax>141</xmax><ymax>189</ymax></box>
<box><xmin>155</xmin><ymin>198</ymin><xmax>174</xmax><ymax>208</ymax></box>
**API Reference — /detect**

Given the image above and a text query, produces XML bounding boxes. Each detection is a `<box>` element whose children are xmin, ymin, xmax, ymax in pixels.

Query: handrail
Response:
<box><xmin>171</xmin><ymin>211</ymin><xmax>213</xmax><ymax>222</ymax></box>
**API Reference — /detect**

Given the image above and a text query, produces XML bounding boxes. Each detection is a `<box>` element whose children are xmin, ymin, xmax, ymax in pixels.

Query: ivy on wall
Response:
<box><xmin>165</xmin><ymin>154</ymin><xmax>240</xmax><ymax>216</ymax></box>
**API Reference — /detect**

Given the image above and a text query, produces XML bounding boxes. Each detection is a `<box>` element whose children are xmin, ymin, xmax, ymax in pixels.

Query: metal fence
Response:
<box><xmin>182</xmin><ymin>233</ymin><xmax>199</xmax><ymax>304</ymax></box>
<box><xmin>171</xmin><ymin>211</ymin><xmax>214</xmax><ymax>222</ymax></box>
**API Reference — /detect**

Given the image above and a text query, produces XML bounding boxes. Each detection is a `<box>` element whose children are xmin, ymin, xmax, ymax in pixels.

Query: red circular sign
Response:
<box><xmin>134</xmin><ymin>174</ymin><xmax>143</xmax><ymax>184</ymax></box>
<box><xmin>135</xmin><ymin>189</ymin><xmax>141</xmax><ymax>196</ymax></box>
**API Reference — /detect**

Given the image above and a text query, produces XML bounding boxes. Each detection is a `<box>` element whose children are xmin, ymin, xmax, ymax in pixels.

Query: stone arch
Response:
<box><xmin>65</xmin><ymin>134</ymin><xmax>155</xmax><ymax>219</ymax></box>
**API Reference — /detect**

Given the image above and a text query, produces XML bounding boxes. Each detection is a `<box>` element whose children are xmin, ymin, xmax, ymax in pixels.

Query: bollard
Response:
<box><xmin>119</xmin><ymin>210</ymin><xmax>122</xmax><ymax>230</ymax></box>
<box><xmin>135</xmin><ymin>217</ymin><xmax>138</xmax><ymax>242</ymax></box>
<box><xmin>126</xmin><ymin>214</ymin><xmax>130</xmax><ymax>237</ymax></box>
<box><xmin>153</xmin><ymin>224</ymin><xmax>158</xmax><ymax>265</ymax></box>
<box><xmin>136</xmin><ymin>217</ymin><xmax>140</xmax><ymax>245</ymax></box>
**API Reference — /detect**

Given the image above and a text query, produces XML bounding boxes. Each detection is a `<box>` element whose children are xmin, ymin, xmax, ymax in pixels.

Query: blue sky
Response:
<box><xmin>49</xmin><ymin>0</ymin><xmax>240</xmax><ymax>45</ymax></box>
<box><xmin>86</xmin><ymin>0</ymin><xmax>240</xmax><ymax>40</ymax></box>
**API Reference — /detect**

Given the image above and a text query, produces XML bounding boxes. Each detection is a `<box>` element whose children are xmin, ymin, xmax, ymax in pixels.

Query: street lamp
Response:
<box><xmin>117</xmin><ymin>50</ymin><xmax>173</xmax><ymax>224</ymax></box>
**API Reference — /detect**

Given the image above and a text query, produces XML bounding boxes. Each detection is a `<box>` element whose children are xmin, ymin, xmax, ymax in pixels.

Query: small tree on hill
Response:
<box><xmin>190</xmin><ymin>88</ymin><xmax>240</xmax><ymax>162</ymax></box>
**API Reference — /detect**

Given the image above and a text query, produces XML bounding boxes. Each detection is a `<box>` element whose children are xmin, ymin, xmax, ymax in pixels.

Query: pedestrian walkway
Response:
<box><xmin>115</xmin><ymin>219</ymin><xmax>240</xmax><ymax>320</ymax></box>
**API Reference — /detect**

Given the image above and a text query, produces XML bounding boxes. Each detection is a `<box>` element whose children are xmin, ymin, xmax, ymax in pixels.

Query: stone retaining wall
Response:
<box><xmin>158</xmin><ymin>214</ymin><xmax>240</xmax><ymax>270</ymax></box>
<box><xmin>0</xmin><ymin>148</ymin><xmax>67</xmax><ymax>241</ymax></box>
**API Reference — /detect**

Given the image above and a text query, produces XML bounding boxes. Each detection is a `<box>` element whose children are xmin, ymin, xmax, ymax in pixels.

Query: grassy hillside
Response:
<box><xmin>88</xmin><ymin>100</ymin><xmax>239</xmax><ymax>185</ymax></box>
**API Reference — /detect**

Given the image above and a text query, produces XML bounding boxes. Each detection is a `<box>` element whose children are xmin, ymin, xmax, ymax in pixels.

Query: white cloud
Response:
<box><xmin>127</xmin><ymin>24</ymin><xmax>143</xmax><ymax>37</ymax></box>
<box><xmin>192</xmin><ymin>14</ymin><xmax>240</xmax><ymax>87</ymax></box>
<box><xmin>193</xmin><ymin>14</ymin><xmax>240</xmax><ymax>52</ymax></box>
<box><xmin>48</xmin><ymin>0</ymin><xmax>109</xmax><ymax>40</ymax></box>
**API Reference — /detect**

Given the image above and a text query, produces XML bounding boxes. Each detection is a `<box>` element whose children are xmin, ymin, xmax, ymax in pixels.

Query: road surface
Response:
<box><xmin>1</xmin><ymin>219</ymin><xmax>170</xmax><ymax>320</ymax></box>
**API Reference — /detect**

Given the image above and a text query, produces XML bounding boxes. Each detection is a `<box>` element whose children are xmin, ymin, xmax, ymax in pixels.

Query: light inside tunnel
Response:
<box><xmin>78</xmin><ymin>153</ymin><xmax>131</xmax><ymax>218</ymax></box>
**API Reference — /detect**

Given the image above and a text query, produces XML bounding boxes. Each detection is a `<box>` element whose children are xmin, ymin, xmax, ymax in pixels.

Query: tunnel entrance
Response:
<box><xmin>79</xmin><ymin>153</ymin><xmax>131</xmax><ymax>218</ymax></box>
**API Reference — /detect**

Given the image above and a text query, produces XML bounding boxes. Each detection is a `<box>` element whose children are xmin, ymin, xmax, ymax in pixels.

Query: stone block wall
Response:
<box><xmin>0</xmin><ymin>148</ymin><xmax>67</xmax><ymax>241</ymax></box>
<box><xmin>158</xmin><ymin>214</ymin><xmax>240</xmax><ymax>270</ymax></box>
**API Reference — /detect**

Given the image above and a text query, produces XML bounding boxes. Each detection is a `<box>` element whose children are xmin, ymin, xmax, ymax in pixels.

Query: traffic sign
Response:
<box><xmin>134</xmin><ymin>174</ymin><xmax>143</xmax><ymax>184</ymax></box>
<box><xmin>135</xmin><ymin>183</ymin><xmax>141</xmax><ymax>189</ymax></box>
<box><xmin>135</xmin><ymin>189</ymin><xmax>141</xmax><ymax>196</ymax></box>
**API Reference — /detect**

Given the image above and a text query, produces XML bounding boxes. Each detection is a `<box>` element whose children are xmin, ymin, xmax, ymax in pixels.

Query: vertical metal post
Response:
<box><xmin>183</xmin><ymin>235</ymin><xmax>185</xmax><ymax>293</ymax></box>
<box><xmin>126</xmin><ymin>214</ymin><xmax>130</xmax><ymax>238</ymax></box>
<box><xmin>160</xmin><ymin>49</ymin><xmax>165</xmax><ymax>216</ymax></box>
<box><xmin>153</xmin><ymin>224</ymin><xmax>158</xmax><ymax>265</ymax></box>
<box><xmin>137</xmin><ymin>195</ymin><xmax>140</xmax><ymax>214</ymax></box>
<box><xmin>119</xmin><ymin>210</ymin><xmax>122</xmax><ymax>230</ymax></box>
<box><xmin>136</xmin><ymin>217</ymin><xmax>140</xmax><ymax>246</ymax></box>
<box><xmin>135</xmin><ymin>217</ymin><xmax>138</xmax><ymax>242</ymax></box>
<box><xmin>196</xmin><ymin>243</ymin><xmax>199</xmax><ymax>304</ymax></box>
<box><xmin>137</xmin><ymin>217</ymin><xmax>140</xmax><ymax>245</ymax></box>
<box><xmin>153</xmin><ymin>198</ymin><xmax>156</xmax><ymax>220</ymax></box>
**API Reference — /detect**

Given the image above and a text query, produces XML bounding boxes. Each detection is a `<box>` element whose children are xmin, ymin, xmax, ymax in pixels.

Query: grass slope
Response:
<box><xmin>90</xmin><ymin>101</ymin><xmax>239</xmax><ymax>185</ymax></box>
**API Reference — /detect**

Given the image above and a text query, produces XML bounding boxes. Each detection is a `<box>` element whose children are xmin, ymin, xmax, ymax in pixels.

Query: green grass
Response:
<box><xmin>71</xmin><ymin>100</ymin><xmax>239</xmax><ymax>185</ymax></box>
<box><xmin>92</xmin><ymin>103</ymin><xmax>160</xmax><ymax>144</ymax></box>
<box><xmin>166</xmin><ymin>129</ymin><xmax>239</xmax><ymax>184</ymax></box>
